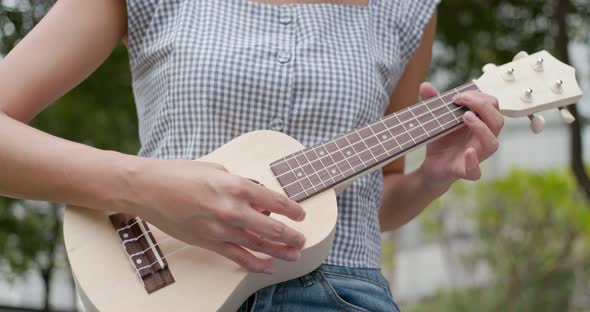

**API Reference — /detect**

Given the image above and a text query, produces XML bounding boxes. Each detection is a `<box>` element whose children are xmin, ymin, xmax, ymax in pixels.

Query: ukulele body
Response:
<box><xmin>63</xmin><ymin>130</ymin><xmax>338</xmax><ymax>311</ymax></box>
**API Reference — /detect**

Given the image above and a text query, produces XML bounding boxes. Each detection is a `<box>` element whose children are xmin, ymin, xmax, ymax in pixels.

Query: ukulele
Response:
<box><xmin>64</xmin><ymin>50</ymin><xmax>583</xmax><ymax>311</ymax></box>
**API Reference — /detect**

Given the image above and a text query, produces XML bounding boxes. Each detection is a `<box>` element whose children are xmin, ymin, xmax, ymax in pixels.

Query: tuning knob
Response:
<box><xmin>551</xmin><ymin>80</ymin><xmax>564</xmax><ymax>93</ymax></box>
<box><xmin>502</xmin><ymin>67</ymin><xmax>516</xmax><ymax>81</ymax></box>
<box><xmin>559</xmin><ymin>107</ymin><xmax>575</xmax><ymax>124</ymax></box>
<box><xmin>521</xmin><ymin>88</ymin><xmax>534</xmax><ymax>103</ymax></box>
<box><xmin>513</xmin><ymin>51</ymin><xmax>529</xmax><ymax>61</ymax></box>
<box><xmin>532</xmin><ymin>57</ymin><xmax>544</xmax><ymax>72</ymax></box>
<box><xmin>528</xmin><ymin>114</ymin><xmax>545</xmax><ymax>134</ymax></box>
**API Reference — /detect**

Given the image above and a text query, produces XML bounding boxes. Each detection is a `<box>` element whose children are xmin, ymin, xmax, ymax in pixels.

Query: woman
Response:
<box><xmin>0</xmin><ymin>0</ymin><xmax>503</xmax><ymax>311</ymax></box>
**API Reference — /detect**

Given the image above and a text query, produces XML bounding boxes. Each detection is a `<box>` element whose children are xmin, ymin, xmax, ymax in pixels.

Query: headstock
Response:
<box><xmin>474</xmin><ymin>50</ymin><xmax>583</xmax><ymax>134</ymax></box>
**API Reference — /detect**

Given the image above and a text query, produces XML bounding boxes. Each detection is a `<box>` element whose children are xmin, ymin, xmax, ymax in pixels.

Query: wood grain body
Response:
<box><xmin>63</xmin><ymin>130</ymin><xmax>338</xmax><ymax>311</ymax></box>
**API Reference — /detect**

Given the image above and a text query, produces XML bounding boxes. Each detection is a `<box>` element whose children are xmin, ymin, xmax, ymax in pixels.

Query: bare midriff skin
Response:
<box><xmin>0</xmin><ymin>0</ymin><xmax>503</xmax><ymax>273</ymax></box>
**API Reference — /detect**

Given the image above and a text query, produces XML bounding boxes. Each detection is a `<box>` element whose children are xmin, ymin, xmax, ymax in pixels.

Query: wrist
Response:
<box><xmin>415</xmin><ymin>164</ymin><xmax>455</xmax><ymax>198</ymax></box>
<box><xmin>97</xmin><ymin>151</ymin><xmax>149</xmax><ymax>216</ymax></box>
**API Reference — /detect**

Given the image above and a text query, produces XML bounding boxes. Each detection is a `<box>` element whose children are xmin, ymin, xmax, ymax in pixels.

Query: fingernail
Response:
<box><xmin>464</xmin><ymin>112</ymin><xmax>475</xmax><ymax>123</ymax></box>
<box><xmin>288</xmin><ymin>252</ymin><xmax>301</xmax><ymax>262</ymax></box>
<box><xmin>297</xmin><ymin>211</ymin><xmax>306</xmax><ymax>221</ymax></box>
<box><xmin>263</xmin><ymin>266</ymin><xmax>274</xmax><ymax>275</ymax></box>
<box><xmin>452</xmin><ymin>94</ymin><xmax>462</xmax><ymax>102</ymax></box>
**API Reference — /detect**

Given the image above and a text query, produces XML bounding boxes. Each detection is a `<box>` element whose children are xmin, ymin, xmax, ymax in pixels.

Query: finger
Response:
<box><xmin>463</xmin><ymin>111</ymin><xmax>499</xmax><ymax>158</ymax></box>
<box><xmin>241</xmin><ymin>179</ymin><xmax>306</xmax><ymax>222</ymax></box>
<box><xmin>226</xmin><ymin>227</ymin><xmax>301</xmax><ymax>262</ymax></box>
<box><xmin>208</xmin><ymin>241</ymin><xmax>274</xmax><ymax>274</ymax></box>
<box><xmin>453</xmin><ymin>91</ymin><xmax>504</xmax><ymax>136</ymax></box>
<box><xmin>419</xmin><ymin>82</ymin><xmax>440</xmax><ymax>101</ymax></box>
<box><xmin>463</xmin><ymin>148</ymin><xmax>481</xmax><ymax>181</ymax></box>
<box><xmin>239</xmin><ymin>207</ymin><xmax>306</xmax><ymax>249</ymax></box>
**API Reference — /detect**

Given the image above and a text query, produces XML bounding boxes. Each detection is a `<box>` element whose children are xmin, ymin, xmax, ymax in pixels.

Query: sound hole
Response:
<box><xmin>248</xmin><ymin>179</ymin><xmax>271</xmax><ymax>216</ymax></box>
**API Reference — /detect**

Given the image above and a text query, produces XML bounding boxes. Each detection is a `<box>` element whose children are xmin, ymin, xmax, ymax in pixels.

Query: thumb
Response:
<box><xmin>419</xmin><ymin>82</ymin><xmax>439</xmax><ymax>101</ymax></box>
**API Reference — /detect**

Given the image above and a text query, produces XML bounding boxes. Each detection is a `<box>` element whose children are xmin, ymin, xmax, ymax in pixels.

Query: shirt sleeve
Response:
<box><xmin>396</xmin><ymin>0</ymin><xmax>440</xmax><ymax>65</ymax></box>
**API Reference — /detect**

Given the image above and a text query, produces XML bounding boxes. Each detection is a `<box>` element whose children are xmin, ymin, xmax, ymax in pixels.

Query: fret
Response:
<box><xmin>321</xmin><ymin>142</ymin><xmax>346</xmax><ymax>182</ymax></box>
<box><xmin>334</xmin><ymin>135</ymin><xmax>361</xmax><ymax>173</ymax></box>
<box><xmin>444</xmin><ymin>91</ymin><xmax>461</xmax><ymax>124</ymax></box>
<box><xmin>423</xmin><ymin>98</ymin><xmax>445</xmax><ymax>131</ymax></box>
<box><xmin>407</xmin><ymin>106</ymin><xmax>430</xmax><ymax>138</ymax></box>
<box><xmin>359</xmin><ymin>126</ymin><xmax>387</xmax><ymax>162</ymax></box>
<box><xmin>301</xmin><ymin>149</ymin><xmax>327</xmax><ymax>189</ymax></box>
<box><xmin>291</xmin><ymin>155</ymin><xmax>315</xmax><ymax>194</ymax></box>
<box><xmin>380</xmin><ymin>118</ymin><xmax>403</xmax><ymax>154</ymax></box>
<box><xmin>281</xmin><ymin>159</ymin><xmax>307</xmax><ymax>200</ymax></box>
<box><xmin>273</xmin><ymin>82</ymin><xmax>481</xmax><ymax>203</ymax></box>
<box><xmin>304</xmin><ymin>149</ymin><xmax>330</xmax><ymax>188</ymax></box>
<box><xmin>309</xmin><ymin>147</ymin><xmax>337</xmax><ymax>185</ymax></box>
<box><xmin>354</xmin><ymin>128</ymin><xmax>380</xmax><ymax>166</ymax></box>
<box><xmin>393</xmin><ymin>113</ymin><xmax>417</xmax><ymax>145</ymax></box>
<box><xmin>367</xmin><ymin>123</ymin><xmax>390</xmax><ymax>160</ymax></box>
<box><xmin>342</xmin><ymin>133</ymin><xmax>366</xmax><ymax>171</ymax></box>
<box><xmin>312</xmin><ymin>145</ymin><xmax>338</xmax><ymax>184</ymax></box>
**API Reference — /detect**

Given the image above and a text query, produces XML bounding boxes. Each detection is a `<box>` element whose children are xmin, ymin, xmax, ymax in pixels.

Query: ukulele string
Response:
<box><xmin>281</xmin><ymin>103</ymin><xmax>469</xmax><ymax>193</ymax></box>
<box><xmin>124</xmin><ymin>104</ymin><xmax>470</xmax><ymax>271</ymax></box>
<box><xmin>123</xmin><ymin>84</ymin><xmax>476</xmax><ymax>273</ymax></box>
<box><xmin>275</xmin><ymin>85</ymin><xmax>473</xmax><ymax>181</ymax></box>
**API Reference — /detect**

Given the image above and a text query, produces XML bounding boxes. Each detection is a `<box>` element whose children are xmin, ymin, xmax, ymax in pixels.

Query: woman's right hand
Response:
<box><xmin>121</xmin><ymin>158</ymin><xmax>307</xmax><ymax>274</ymax></box>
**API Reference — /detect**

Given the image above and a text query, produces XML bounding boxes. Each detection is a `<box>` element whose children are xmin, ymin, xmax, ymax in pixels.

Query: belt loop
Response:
<box><xmin>299</xmin><ymin>274</ymin><xmax>315</xmax><ymax>287</ymax></box>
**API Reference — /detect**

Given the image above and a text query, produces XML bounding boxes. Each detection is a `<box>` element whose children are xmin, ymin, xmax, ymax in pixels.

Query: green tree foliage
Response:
<box><xmin>434</xmin><ymin>0</ymin><xmax>590</xmax><ymax>88</ymax></box>
<box><xmin>414</xmin><ymin>170</ymin><xmax>590</xmax><ymax>312</ymax></box>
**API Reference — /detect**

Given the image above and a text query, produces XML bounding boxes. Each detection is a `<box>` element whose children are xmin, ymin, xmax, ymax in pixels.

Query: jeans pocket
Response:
<box><xmin>316</xmin><ymin>271</ymin><xmax>400</xmax><ymax>312</ymax></box>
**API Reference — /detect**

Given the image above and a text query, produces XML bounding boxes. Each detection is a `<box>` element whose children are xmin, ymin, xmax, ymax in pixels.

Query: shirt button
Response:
<box><xmin>279</xmin><ymin>13</ymin><xmax>293</xmax><ymax>25</ymax></box>
<box><xmin>271</xmin><ymin>118</ymin><xmax>285</xmax><ymax>131</ymax></box>
<box><xmin>276</xmin><ymin>50</ymin><xmax>291</xmax><ymax>64</ymax></box>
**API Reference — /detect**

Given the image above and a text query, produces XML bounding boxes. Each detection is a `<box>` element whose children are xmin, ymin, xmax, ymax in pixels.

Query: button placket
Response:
<box><xmin>271</xmin><ymin>6</ymin><xmax>296</xmax><ymax>132</ymax></box>
<box><xmin>279</xmin><ymin>6</ymin><xmax>294</xmax><ymax>25</ymax></box>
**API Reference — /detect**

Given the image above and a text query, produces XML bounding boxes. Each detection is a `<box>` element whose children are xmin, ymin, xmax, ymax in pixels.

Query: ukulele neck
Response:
<box><xmin>270</xmin><ymin>82</ymin><xmax>479</xmax><ymax>202</ymax></box>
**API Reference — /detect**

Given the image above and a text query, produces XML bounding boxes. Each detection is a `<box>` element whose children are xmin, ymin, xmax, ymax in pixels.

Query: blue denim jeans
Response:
<box><xmin>237</xmin><ymin>264</ymin><xmax>401</xmax><ymax>311</ymax></box>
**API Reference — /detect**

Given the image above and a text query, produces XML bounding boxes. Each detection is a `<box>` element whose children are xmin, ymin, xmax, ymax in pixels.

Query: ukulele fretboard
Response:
<box><xmin>270</xmin><ymin>82</ymin><xmax>479</xmax><ymax>202</ymax></box>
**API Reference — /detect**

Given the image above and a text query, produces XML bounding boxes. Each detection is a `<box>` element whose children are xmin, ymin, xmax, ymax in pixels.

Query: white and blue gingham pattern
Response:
<box><xmin>126</xmin><ymin>0</ymin><xmax>438</xmax><ymax>268</ymax></box>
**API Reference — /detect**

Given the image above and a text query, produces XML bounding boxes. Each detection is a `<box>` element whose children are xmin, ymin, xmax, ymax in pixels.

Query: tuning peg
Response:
<box><xmin>551</xmin><ymin>80</ymin><xmax>564</xmax><ymax>93</ymax></box>
<box><xmin>521</xmin><ymin>88</ymin><xmax>534</xmax><ymax>103</ymax></box>
<box><xmin>482</xmin><ymin>63</ymin><xmax>497</xmax><ymax>73</ymax></box>
<box><xmin>559</xmin><ymin>107</ymin><xmax>575</xmax><ymax>124</ymax></box>
<box><xmin>501</xmin><ymin>67</ymin><xmax>516</xmax><ymax>81</ymax></box>
<box><xmin>528</xmin><ymin>114</ymin><xmax>545</xmax><ymax>134</ymax></box>
<box><xmin>513</xmin><ymin>51</ymin><xmax>529</xmax><ymax>61</ymax></box>
<box><xmin>532</xmin><ymin>57</ymin><xmax>544</xmax><ymax>72</ymax></box>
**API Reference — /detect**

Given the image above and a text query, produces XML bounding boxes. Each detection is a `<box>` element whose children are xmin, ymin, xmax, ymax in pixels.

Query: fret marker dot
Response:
<box><xmin>409</xmin><ymin>123</ymin><xmax>415</xmax><ymax>128</ymax></box>
<box><xmin>382</xmin><ymin>135</ymin><xmax>388</xmax><ymax>139</ymax></box>
<box><xmin>297</xmin><ymin>172</ymin><xmax>303</xmax><ymax>177</ymax></box>
<box><xmin>331</xmin><ymin>169</ymin><xmax>337</xmax><ymax>174</ymax></box>
<box><xmin>123</xmin><ymin>233</ymin><xmax>129</xmax><ymax>239</ymax></box>
<box><xmin>346</xmin><ymin>150</ymin><xmax>352</xmax><ymax>156</ymax></box>
<box><xmin>136</xmin><ymin>259</ymin><xmax>142</xmax><ymax>265</ymax></box>
<box><xmin>319</xmin><ymin>151</ymin><xmax>325</xmax><ymax>156</ymax></box>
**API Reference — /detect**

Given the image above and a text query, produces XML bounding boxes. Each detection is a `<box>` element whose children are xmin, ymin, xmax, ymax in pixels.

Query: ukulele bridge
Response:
<box><xmin>109</xmin><ymin>213</ymin><xmax>175</xmax><ymax>294</ymax></box>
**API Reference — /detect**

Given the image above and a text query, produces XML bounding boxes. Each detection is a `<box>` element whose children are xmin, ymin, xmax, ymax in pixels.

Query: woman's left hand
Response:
<box><xmin>418</xmin><ymin>82</ymin><xmax>504</xmax><ymax>190</ymax></box>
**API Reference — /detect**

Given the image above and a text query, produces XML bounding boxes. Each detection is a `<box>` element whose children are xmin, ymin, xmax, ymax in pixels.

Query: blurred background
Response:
<box><xmin>1</xmin><ymin>0</ymin><xmax>590</xmax><ymax>311</ymax></box>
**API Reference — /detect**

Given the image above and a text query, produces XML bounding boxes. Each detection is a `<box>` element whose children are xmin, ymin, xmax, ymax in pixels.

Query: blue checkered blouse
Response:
<box><xmin>126</xmin><ymin>0</ymin><xmax>439</xmax><ymax>268</ymax></box>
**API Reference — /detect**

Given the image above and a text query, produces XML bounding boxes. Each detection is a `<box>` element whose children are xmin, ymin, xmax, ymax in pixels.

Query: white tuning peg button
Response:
<box><xmin>559</xmin><ymin>107</ymin><xmax>575</xmax><ymax>124</ymax></box>
<box><xmin>528</xmin><ymin>114</ymin><xmax>545</xmax><ymax>134</ymax></box>
<box><xmin>502</xmin><ymin>67</ymin><xmax>516</xmax><ymax>81</ymax></box>
<box><xmin>551</xmin><ymin>80</ymin><xmax>564</xmax><ymax>93</ymax></box>
<box><xmin>482</xmin><ymin>63</ymin><xmax>497</xmax><ymax>73</ymax></box>
<box><xmin>533</xmin><ymin>57</ymin><xmax>544</xmax><ymax>72</ymax></box>
<box><xmin>513</xmin><ymin>51</ymin><xmax>529</xmax><ymax>61</ymax></box>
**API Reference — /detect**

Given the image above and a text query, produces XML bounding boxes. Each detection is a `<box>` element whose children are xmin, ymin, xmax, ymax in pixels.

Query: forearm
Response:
<box><xmin>0</xmin><ymin>112</ymin><xmax>140</xmax><ymax>214</ymax></box>
<box><xmin>379</xmin><ymin>167</ymin><xmax>452</xmax><ymax>232</ymax></box>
